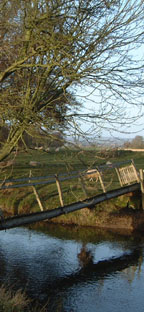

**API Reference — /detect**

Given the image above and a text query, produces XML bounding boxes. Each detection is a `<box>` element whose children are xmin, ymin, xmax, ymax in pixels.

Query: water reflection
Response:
<box><xmin>0</xmin><ymin>224</ymin><xmax>143</xmax><ymax>311</ymax></box>
<box><xmin>78</xmin><ymin>244</ymin><xmax>93</xmax><ymax>267</ymax></box>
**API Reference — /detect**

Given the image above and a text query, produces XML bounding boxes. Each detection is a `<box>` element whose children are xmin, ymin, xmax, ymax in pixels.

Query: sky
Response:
<box><xmin>72</xmin><ymin>85</ymin><xmax>144</xmax><ymax>142</ymax></box>
<box><xmin>71</xmin><ymin>31</ymin><xmax>144</xmax><ymax>142</ymax></box>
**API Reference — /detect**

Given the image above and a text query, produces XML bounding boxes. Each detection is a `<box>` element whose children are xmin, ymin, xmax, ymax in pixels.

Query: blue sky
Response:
<box><xmin>71</xmin><ymin>33</ymin><xmax>144</xmax><ymax>141</ymax></box>
<box><xmin>72</xmin><ymin>85</ymin><xmax>144</xmax><ymax>141</ymax></box>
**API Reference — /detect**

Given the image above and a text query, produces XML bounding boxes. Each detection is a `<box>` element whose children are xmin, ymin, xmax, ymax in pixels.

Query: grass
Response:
<box><xmin>0</xmin><ymin>284</ymin><xmax>49</xmax><ymax>312</ymax></box>
<box><xmin>0</xmin><ymin>285</ymin><xmax>30</xmax><ymax>312</ymax></box>
<box><xmin>0</xmin><ymin>148</ymin><xmax>144</xmax><ymax>218</ymax></box>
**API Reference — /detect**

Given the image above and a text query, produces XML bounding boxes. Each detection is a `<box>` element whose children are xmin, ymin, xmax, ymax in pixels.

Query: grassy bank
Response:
<box><xmin>0</xmin><ymin>285</ymin><xmax>30</xmax><ymax>312</ymax></box>
<box><xmin>0</xmin><ymin>285</ymin><xmax>48</xmax><ymax>312</ymax></box>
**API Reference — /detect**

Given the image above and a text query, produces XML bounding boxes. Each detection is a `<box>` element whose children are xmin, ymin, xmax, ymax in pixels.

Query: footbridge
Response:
<box><xmin>0</xmin><ymin>160</ymin><xmax>143</xmax><ymax>231</ymax></box>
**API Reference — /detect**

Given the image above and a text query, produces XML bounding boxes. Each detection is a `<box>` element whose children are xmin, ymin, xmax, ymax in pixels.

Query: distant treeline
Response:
<box><xmin>123</xmin><ymin>136</ymin><xmax>144</xmax><ymax>149</ymax></box>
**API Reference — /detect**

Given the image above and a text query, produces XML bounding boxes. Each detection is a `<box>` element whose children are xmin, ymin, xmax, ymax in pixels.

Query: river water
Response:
<box><xmin>0</xmin><ymin>223</ymin><xmax>144</xmax><ymax>312</ymax></box>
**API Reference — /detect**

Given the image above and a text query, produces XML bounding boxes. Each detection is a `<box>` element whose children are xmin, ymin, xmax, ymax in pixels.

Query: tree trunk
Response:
<box><xmin>0</xmin><ymin>126</ymin><xmax>25</xmax><ymax>162</ymax></box>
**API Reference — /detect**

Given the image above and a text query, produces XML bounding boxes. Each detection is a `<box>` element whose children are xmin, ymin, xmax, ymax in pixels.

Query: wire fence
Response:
<box><xmin>0</xmin><ymin>159</ymin><xmax>142</xmax><ymax>213</ymax></box>
<box><xmin>0</xmin><ymin>159</ymin><xmax>133</xmax><ymax>190</ymax></box>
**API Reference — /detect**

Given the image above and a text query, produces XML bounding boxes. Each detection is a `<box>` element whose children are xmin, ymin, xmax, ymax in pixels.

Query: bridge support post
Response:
<box><xmin>98</xmin><ymin>172</ymin><xmax>106</xmax><ymax>193</ymax></box>
<box><xmin>29</xmin><ymin>170</ymin><xmax>44</xmax><ymax>211</ymax></box>
<box><xmin>139</xmin><ymin>169</ymin><xmax>144</xmax><ymax>210</ymax></box>
<box><xmin>55</xmin><ymin>174</ymin><xmax>64</xmax><ymax>207</ymax></box>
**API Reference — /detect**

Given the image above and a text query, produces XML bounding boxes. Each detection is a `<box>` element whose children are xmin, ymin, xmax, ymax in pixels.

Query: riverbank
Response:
<box><xmin>0</xmin><ymin>285</ymin><xmax>29</xmax><ymax>312</ymax></box>
<box><xmin>48</xmin><ymin>206</ymin><xmax>144</xmax><ymax>232</ymax></box>
<box><xmin>1</xmin><ymin>191</ymin><xmax>144</xmax><ymax>232</ymax></box>
<box><xmin>0</xmin><ymin>284</ymin><xmax>48</xmax><ymax>312</ymax></box>
<box><xmin>38</xmin><ymin>188</ymin><xmax>143</xmax><ymax>232</ymax></box>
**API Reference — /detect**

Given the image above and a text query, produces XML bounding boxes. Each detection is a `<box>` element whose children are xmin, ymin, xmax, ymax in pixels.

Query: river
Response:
<box><xmin>0</xmin><ymin>223</ymin><xmax>143</xmax><ymax>312</ymax></box>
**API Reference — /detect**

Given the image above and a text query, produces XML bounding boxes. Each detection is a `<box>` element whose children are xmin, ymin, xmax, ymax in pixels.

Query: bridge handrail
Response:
<box><xmin>98</xmin><ymin>159</ymin><xmax>132</xmax><ymax>170</ymax></box>
<box><xmin>0</xmin><ymin>170</ymin><xmax>80</xmax><ymax>184</ymax></box>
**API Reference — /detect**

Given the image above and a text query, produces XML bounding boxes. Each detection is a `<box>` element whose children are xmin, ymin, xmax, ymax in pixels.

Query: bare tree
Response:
<box><xmin>129</xmin><ymin>135</ymin><xmax>144</xmax><ymax>148</ymax></box>
<box><xmin>0</xmin><ymin>0</ymin><xmax>144</xmax><ymax>161</ymax></box>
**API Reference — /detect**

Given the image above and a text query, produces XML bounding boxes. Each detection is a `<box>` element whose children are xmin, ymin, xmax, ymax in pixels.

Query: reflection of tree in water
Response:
<box><xmin>123</xmin><ymin>265</ymin><xmax>138</xmax><ymax>283</ymax></box>
<box><xmin>77</xmin><ymin>243</ymin><xmax>144</xmax><ymax>292</ymax></box>
<box><xmin>78</xmin><ymin>244</ymin><xmax>93</xmax><ymax>267</ymax></box>
<box><xmin>122</xmin><ymin>248</ymin><xmax>143</xmax><ymax>284</ymax></box>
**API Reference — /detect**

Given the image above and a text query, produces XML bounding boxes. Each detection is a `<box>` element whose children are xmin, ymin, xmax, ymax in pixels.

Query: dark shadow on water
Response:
<box><xmin>38</xmin><ymin>247</ymin><xmax>142</xmax><ymax>304</ymax></box>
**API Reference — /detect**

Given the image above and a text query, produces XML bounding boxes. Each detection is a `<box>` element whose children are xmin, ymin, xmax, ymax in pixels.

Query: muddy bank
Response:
<box><xmin>47</xmin><ymin>206</ymin><xmax>144</xmax><ymax>232</ymax></box>
<box><xmin>94</xmin><ymin>209</ymin><xmax>144</xmax><ymax>232</ymax></box>
<box><xmin>45</xmin><ymin>190</ymin><xmax>144</xmax><ymax>232</ymax></box>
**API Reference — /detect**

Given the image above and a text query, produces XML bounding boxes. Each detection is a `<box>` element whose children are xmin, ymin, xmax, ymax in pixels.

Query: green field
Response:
<box><xmin>0</xmin><ymin>148</ymin><xmax>144</xmax><ymax>217</ymax></box>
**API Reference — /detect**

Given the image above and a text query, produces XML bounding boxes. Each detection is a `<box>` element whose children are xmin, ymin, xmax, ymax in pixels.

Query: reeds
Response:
<box><xmin>0</xmin><ymin>285</ymin><xmax>30</xmax><ymax>311</ymax></box>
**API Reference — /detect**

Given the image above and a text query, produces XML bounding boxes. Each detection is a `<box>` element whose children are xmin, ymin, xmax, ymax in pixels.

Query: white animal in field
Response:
<box><xmin>85</xmin><ymin>169</ymin><xmax>100</xmax><ymax>182</ymax></box>
<box><xmin>29</xmin><ymin>161</ymin><xmax>41</xmax><ymax>167</ymax></box>
<box><xmin>106</xmin><ymin>161</ymin><xmax>112</xmax><ymax>167</ymax></box>
<box><xmin>55</xmin><ymin>147</ymin><xmax>60</xmax><ymax>152</ymax></box>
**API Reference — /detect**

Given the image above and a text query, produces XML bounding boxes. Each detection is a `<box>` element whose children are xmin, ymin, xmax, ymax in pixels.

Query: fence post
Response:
<box><xmin>55</xmin><ymin>174</ymin><xmax>64</xmax><ymax>207</ymax></box>
<box><xmin>29</xmin><ymin>170</ymin><xmax>44</xmax><ymax>211</ymax></box>
<box><xmin>131</xmin><ymin>159</ymin><xmax>140</xmax><ymax>182</ymax></box>
<box><xmin>115</xmin><ymin>167</ymin><xmax>123</xmax><ymax>187</ymax></box>
<box><xmin>98</xmin><ymin>171</ymin><xmax>106</xmax><ymax>193</ymax></box>
<box><xmin>139</xmin><ymin>169</ymin><xmax>144</xmax><ymax>210</ymax></box>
